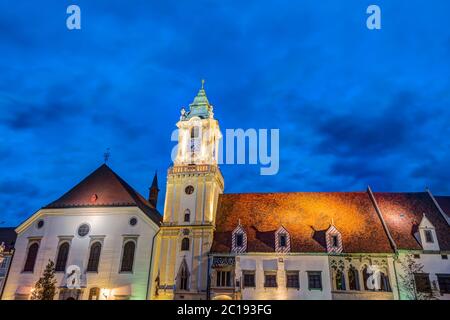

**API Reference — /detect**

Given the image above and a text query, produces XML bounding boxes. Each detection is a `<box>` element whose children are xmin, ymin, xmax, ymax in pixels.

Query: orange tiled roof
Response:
<box><xmin>373</xmin><ymin>192</ymin><xmax>450</xmax><ymax>251</ymax></box>
<box><xmin>44</xmin><ymin>164</ymin><xmax>162</xmax><ymax>225</ymax></box>
<box><xmin>212</xmin><ymin>192</ymin><xmax>394</xmax><ymax>254</ymax></box>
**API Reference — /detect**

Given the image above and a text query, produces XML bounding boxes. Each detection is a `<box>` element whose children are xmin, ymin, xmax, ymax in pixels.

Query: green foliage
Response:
<box><xmin>31</xmin><ymin>259</ymin><xmax>57</xmax><ymax>300</ymax></box>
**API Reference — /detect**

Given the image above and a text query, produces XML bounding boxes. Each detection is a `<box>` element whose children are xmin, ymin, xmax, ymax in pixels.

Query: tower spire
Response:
<box><xmin>148</xmin><ymin>171</ymin><xmax>159</xmax><ymax>207</ymax></box>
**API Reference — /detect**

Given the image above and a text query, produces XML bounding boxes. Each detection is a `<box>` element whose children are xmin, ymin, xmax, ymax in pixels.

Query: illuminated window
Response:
<box><xmin>216</xmin><ymin>271</ymin><xmax>231</xmax><ymax>287</ymax></box>
<box><xmin>87</xmin><ymin>242</ymin><xmax>102</xmax><ymax>272</ymax></box>
<box><xmin>88</xmin><ymin>287</ymin><xmax>100</xmax><ymax>300</ymax></box>
<box><xmin>23</xmin><ymin>242</ymin><xmax>39</xmax><ymax>272</ymax></box>
<box><xmin>120</xmin><ymin>240</ymin><xmax>136</xmax><ymax>272</ymax></box>
<box><xmin>55</xmin><ymin>242</ymin><xmax>70</xmax><ymax>272</ymax></box>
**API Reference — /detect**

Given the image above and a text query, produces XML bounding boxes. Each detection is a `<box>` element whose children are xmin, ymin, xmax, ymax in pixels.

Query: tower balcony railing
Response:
<box><xmin>169</xmin><ymin>164</ymin><xmax>220</xmax><ymax>175</ymax></box>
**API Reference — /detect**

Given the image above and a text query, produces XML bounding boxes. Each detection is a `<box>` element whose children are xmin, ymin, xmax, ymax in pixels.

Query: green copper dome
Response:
<box><xmin>181</xmin><ymin>80</ymin><xmax>213</xmax><ymax>120</ymax></box>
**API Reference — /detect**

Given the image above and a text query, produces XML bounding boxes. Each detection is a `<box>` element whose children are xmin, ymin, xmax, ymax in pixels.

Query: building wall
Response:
<box><xmin>394</xmin><ymin>251</ymin><xmax>450</xmax><ymax>300</ymax></box>
<box><xmin>233</xmin><ymin>255</ymin><xmax>332</xmax><ymax>300</ymax></box>
<box><xmin>0</xmin><ymin>254</ymin><xmax>13</xmax><ymax>297</ymax></box>
<box><xmin>2</xmin><ymin>207</ymin><xmax>158</xmax><ymax>300</ymax></box>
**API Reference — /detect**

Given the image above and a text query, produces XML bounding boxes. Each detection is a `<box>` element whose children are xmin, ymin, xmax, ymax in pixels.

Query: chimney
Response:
<box><xmin>148</xmin><ymin>171</ymin><xmax>159</xmax><ymax>208</ymax></box>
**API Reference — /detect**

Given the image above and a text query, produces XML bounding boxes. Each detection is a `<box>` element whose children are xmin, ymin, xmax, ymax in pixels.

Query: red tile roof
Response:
<box><xmin>373</xmin><ymin>192</ymin><xmax>450</xmax><ymax>251</ymax></box>
<box><xmin>435</xmin><ymin>196</ymin><xmax>450</xmax><ymax>219</ymax></box>
<box><xmin>212</xmin><ymin>192</ymin><xmax>394</xmax><ymax>254</ymax></box>
<box><xmin>44</xmin><ymin>164</ymin><xmax>161</xmax><ymax>225</ymax></box>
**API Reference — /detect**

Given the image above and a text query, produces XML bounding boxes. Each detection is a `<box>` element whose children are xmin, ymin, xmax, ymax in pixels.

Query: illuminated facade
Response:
<box><xmin>152</xmin><ymin>83</ymin><xmax>224</xmax><ymax>300</ymax></box>
<box><xmin>1</xmin><ymin>165</ymin><xmax>161</xmax><ymax>300</ymax></box>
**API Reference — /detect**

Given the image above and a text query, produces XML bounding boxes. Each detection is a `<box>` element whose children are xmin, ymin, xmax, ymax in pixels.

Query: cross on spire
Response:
<box><xmin>201</xmin><ymin>79</ymin><xmax>205</xmax><ymax>89</ymax></box>
<box><xmin>103</xmin><ymin>148</ymin><xmax>111</xmax><ymax>164</ymax></box>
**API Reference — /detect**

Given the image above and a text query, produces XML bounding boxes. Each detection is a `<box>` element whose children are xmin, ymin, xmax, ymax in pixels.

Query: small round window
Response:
<box><xmin>37</xmin><ymin>220</ymin><xmax>44</xmax><ymax>229</ymax></box>
<box><xmin>77</xmin><ymin>223</ymin><xmax>90</xmax><ymax>237</ymax></box>
<box><xmin>185</xmin><ymin>185</ymin><xmax>194</xmax><ymax>195</ymax></box>
<box><xmin>129</xmin><ymin>217</ymin><xmax>138</xmax><ymax>226</ymax></box>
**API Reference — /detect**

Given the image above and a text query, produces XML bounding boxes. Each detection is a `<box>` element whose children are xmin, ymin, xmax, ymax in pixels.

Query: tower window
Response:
<box><xmin>191</xmin><ymin>126</ymin><xmax>199</xmax><ymax>139</ymax></box>
<box><xmin>181</xmin><ymin>237</ymin><xmax>190</xmax><ymax>251</ymax></box>
<box><xmin>424</xmin><ymin>230</ymin><xmax>434</xmax><ymax>243</ymax></box>
<box><xmin>185</xmin><ymin>185</ymin><xmax>194</xmax><ymax>195</ymax></box>
<box><xmin>184</xmin><ymin>209</ymin><xmax>191</xmax><ymax>222</ymax></box>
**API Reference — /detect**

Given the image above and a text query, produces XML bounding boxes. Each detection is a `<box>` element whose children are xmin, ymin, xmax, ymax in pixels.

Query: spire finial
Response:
<box><xmin>103</xmin><ymin>148</ymin><xmax>111</xmax><ymax>164</ymax></box>
<box><xmin>201</xmin><ymin>79</ymin><xmax>205</xmax><ymax>89</ymax></box>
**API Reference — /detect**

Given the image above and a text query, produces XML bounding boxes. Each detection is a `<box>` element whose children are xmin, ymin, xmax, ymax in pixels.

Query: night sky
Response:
<box><xmin>1</xmin><ymin>1</ymin><xmax>450</xmax><ymax>227</ymax></box>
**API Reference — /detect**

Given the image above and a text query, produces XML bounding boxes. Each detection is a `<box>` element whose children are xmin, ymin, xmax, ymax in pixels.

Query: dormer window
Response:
<box><xmin>326</xmin><ymin>224</ymin><xmax>343</xmax><ymax>253</ymax></box>
<box><xmin>332</xmin><ymin>235</ymin><xmax>339</xmax><ymax>247</ymax></box>
<box><xmin>424</xmin><ymin>230</ymin><xmax>434</xmax><ymax>243</ymax></box>
<box><xmin>275</xmin><ymin>226</ymin><xmax>291</xmax><ymax>253</ymax></box>
<box><xmin>236</xmin><ymin>234</ymin><xmax>243</xmax><ymax>247</ymax></box>
<box><xmin>232</xmin><ymin>223</ymin><xmax>247</xmax><ymax>253</ymax></box>
<box><xmin>279</xmin><ymin>234</ymin><xmax>287</xmax><ymax>247</ymax></box>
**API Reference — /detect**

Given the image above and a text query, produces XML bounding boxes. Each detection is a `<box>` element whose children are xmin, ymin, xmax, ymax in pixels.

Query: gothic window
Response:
<box><xmin>216</xmin><ymin>270</ymin><xmax>231</xmax><ymax>287</ymax></box>
<box><xmin>380</xmin><ymin>272</ymin><xmax>391</xmax><ymax>292</ymax></box>
<box><xmin>243</xmin><ymin>272</ymin><xmax>255</xmax><ymax>288</ymax></box>
<box><xmin>348</xmin><ymin>266</ymin><xmax>360</xmax><ymax>290</ymax></box>
<box><xmin>55</xmin><ymin>242</ymin><xmax>70</xmax><ymax>272</ymax></box>
<box><xmin>178</xmin><ymin>260</ymin><xmax>190</xmax><ymax>291</ymax></box>
<box><xmin>181</xmin><ymin>238</ymin><xmax>190</xmax><ymax>251</ymax></box>
<box><xmin>286</xmin><ymin>271</ymin><xmax>300</xmax><ymax>289</ymax></box>
<box><xmin>23</xmin><ymin>242</ymin><xmax>39</xmax><ymax>272</ymax></box>
<box><xmin>120</xmin><ymin>240</ymin><xmax>136</xmax><ymax>272</ymax></box>
<box><xmin>362</xmin><ymin>266</ymin><xmax>371</xmax><ymax>290</ymax></box>
<box><xmin>88</xmin><ymin>287</ymin><xmax>100</xmax><ymax>300</ymax></box>
<box><xmin>87</xmin><ymin>242</ymin><xmax>102</xmax><ymax>272</ymax></box>
<box><xmin>335</xmin><ymin>270</ymin><xmax>346</xmax><ymax>290</ymax></box>
<box><xmin>184</xmin><ymin>209</ymin><xmax>191</xmax><ymax>222</ymax></box>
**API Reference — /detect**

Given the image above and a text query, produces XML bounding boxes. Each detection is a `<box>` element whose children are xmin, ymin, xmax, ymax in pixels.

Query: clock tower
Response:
<box><xmin>152</xmin><ymin>82</ymin><xmax>224</xmax><ymax>300</ymax></box>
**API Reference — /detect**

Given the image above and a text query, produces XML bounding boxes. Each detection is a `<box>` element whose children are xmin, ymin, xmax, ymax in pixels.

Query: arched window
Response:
<box><xmin>380</xmin><ymin>272</ymin><xmax>391</xmax><ymax>292</ymax></box>
<box><xmin>335</xmin><ymin>270</ymin><xmax>346</xmax><ymax>290</ymax></box>
<box><xmin>348</xmin><ymin>266</ymin><xmax>360</xmax><ymax>290</ymax></box>
<box><xmin>184</xmin><ymin>209</ymin><xmax>191</xmax><ymax>222</ymax></box>
<box><xmin>87</xmin><ymin>242</ymin><xmax>102</xmax><ymax>272</ymax></box>
<box><xmin>191</xmin><ymin>127</ymin><xmax>199</xmax><ymax>139</ymax></box>
<box><xmin>88</xmin><ymin>287</ymin><xmax>100</xmax><ymax>300</ymax></box>
<box><xmin>362</xmin><ymin>266</ymin><xmax>371</xmax><ymax>290</ymax></box>
<box><xmin>120</xmin><ymin>241</ymin><xmax>136</xmax><ymax>272</ymax></box>
<box><xmin>178</xmin><ymin>260</ymin><xmax>190</xmax><ymax>291</ymax></box>
<box><xmin>23</xmin><ymin>242</ymin><xmax>39</xmax><ymax>272</ymax></box>
<box><xmin>55</xmin><ymin>242</ymin><xmax>70</xmax><ymax>272</ymax></box>
<box><xmin>181</xmin><ymin>238</ymin><xmax>190</xmax><ymax>251</ymax></box>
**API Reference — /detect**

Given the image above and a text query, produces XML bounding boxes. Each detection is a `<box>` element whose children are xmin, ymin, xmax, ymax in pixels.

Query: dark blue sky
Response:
<box><xmin>1</xmin><ymin>1</ymin><xmax>450</xmax><ymax>227</ymax></box>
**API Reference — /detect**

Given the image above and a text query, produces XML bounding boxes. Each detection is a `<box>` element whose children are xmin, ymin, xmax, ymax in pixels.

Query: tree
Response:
<box><xmin>31</xmin><ymin>259</ymin><xmax>57</xmax><ymax>300</ymax></box>
<box><xmin>398</xmin><ymin>254</ymin><xmax>437</xmax><ymax>300</ymax></box>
